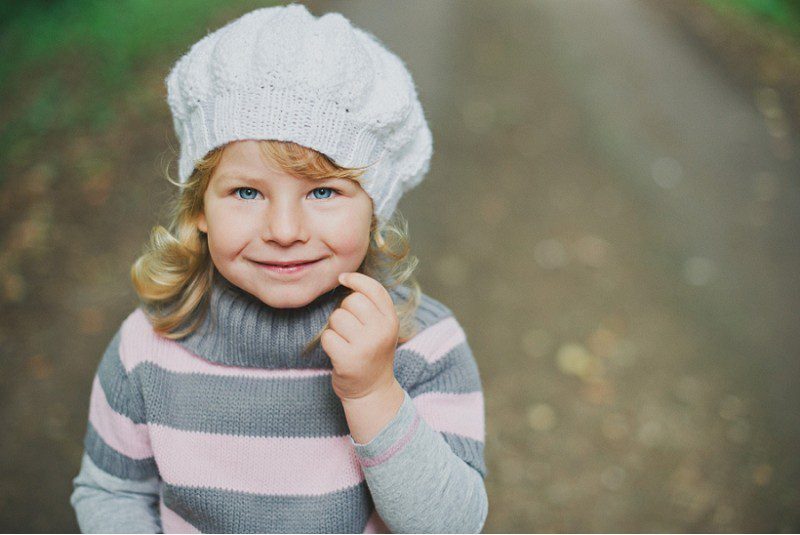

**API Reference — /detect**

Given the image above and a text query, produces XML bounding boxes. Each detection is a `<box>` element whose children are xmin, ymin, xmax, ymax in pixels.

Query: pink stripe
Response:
<box><xmin>361</xmin><ymin>413</ymin><xmax>420</xmax><ymax>467</ymax></box>
<box><xmin>160</xmin><ymin>498</ymin><xmax>200</xmax><ymax>533</ymax></box>
<box><xmin>363</xmin><ymin>509</ymin><xmax>390</xmax><ymax>533</ymax></box>
<box><xmin>398</xmin><ymin>317</ymin><xmax>466</xmax><ymax>363</ymax></box>
<box><xmin>88</xmin><ymin>375</ymin><xmax>153</xmax><ymax>459</ymax></box>
<box><xmin>121</xmin><ymin>309</ymin><xmax>331</xmax><ymax>379</ymax></box>
<box><xmin>413</xmin><ymin>391</ymin><xmax>485</xmax><ymax>442</ymax></box>
<box><xmin>149</xmin><ymin>424</ymin><xmax>365</xmax><ymax>495</ymax></box>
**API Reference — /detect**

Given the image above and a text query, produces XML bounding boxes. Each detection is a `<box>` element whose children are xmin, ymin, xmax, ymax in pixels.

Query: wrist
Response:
<box><xmin>342</xmin><ymin>378</ymin><xmax>405</xmax><ymax>445</ymax></box>
<box><xmin>340</xmin><ymin>376</ymin><xmax>401</xmax><ymax>405</ymax></box>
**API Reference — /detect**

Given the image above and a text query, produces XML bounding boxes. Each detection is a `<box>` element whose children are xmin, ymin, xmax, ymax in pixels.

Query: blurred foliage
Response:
<box><xmin>0</xmin><ymin>0</ymin><xmax>271</xmax><ymax>90</ymax></box>
<box><xmin>701</xmin><ymin>0</ymin><xmax>800</xmax><ymax>40</ymax></box>
<box><xmin>0</xmin><ymin>0</ymin><xmax>277</xmax><ymax>183</ymax></box>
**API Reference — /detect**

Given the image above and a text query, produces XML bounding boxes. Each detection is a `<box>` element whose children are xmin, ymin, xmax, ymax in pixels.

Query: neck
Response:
<box><xmin>175</xmin><ymin>271</ymin><xmax>348</xmax><ymax>368</ymax></box>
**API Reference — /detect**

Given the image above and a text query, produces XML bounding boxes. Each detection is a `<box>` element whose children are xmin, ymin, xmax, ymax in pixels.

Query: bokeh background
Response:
<box><xmin>2</xmin><ymin>0</ymin><xmax>800</xmax><ymax>532</ymax></box>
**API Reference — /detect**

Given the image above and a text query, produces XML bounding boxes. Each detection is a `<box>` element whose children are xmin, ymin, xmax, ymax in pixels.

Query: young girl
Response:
<box><xmin>70</xmin><ymin>4</ymin><xmax>487</xmax><ymax>533</ymax></box>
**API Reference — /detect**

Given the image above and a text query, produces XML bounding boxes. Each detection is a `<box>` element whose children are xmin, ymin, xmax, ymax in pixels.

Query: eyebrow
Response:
<box><xmin>216</xmin><ymin>172</ymin><xmax>351</xmax><ymax>186</ymax></box>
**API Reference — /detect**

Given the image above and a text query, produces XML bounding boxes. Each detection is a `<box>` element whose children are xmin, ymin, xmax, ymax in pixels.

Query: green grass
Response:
<box><xmin>0</xmin><ymin>0</ymin><xmax>275</xmax><ymax>91</ymax></box>
<box><xmin>700</xmin><ymin>0</ymin><xmax>800</xmax><ymax>41</ymax></box>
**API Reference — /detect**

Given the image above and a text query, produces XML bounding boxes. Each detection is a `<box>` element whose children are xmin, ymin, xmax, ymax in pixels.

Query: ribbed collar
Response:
<box><xmin>175</xmin><ymin>272</ymin><xmax>349</xmax><ymax>369</ymax></box>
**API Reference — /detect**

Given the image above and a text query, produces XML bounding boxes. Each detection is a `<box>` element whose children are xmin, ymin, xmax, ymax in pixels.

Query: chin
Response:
<box><xmin>257</xmin><ymin>286</ymin><xmax>327</xmax><ymax>309</ymax></box>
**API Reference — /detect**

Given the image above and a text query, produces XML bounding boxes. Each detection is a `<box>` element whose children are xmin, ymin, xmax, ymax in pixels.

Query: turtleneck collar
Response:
<box><xmin>175</xmin><ymin>272</ymin><xmax>349</xmax><ymax>369</ymax></box>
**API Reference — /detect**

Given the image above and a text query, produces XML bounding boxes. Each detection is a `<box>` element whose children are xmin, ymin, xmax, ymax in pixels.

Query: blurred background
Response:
<box><xmin>1</xmin><ymin>0</ymin><xmax>799</xmax><ymax>532</ymax></box>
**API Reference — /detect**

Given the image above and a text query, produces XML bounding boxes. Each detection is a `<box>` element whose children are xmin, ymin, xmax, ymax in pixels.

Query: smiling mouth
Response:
<box><xmin>262</xmin><ymin>262</ymin><xmax>312</xmax><ymax>267</ymax></box>
<box><xmin>253</xmin><ymin>258</ymin><xmax>323</xmax><ymax>274</ymax></box>
<box><xmin>256</xmin><ymin>258</ymin><xmax>322</xmax><ymax>267</ymax></box>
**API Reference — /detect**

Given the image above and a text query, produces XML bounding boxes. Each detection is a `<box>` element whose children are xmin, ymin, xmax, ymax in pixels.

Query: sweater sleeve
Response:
<box><xmin>70</xmin><ymin>327</ymin><xmax>163</xmax><ymax>533</ymax></box>
<box><xmin>349</xmin><ymin>316</ymin><xmax>488</xmax><ymax>533</ymax></box>
<box><xmin>71</xmin><ymin>452</ymin><xmax>162</xmax><ymax>533</ymax></box>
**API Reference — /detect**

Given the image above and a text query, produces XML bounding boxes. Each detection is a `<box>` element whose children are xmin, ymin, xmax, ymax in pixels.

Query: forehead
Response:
<box><xmin>213</xmin><ymin>140</ymin><xmax>295</xmax><ymax>182</ymax></box>
<box><xmin>210</xmin><ymin>140</ymin><xmax>359</xmax><ymax>189</ymax></box>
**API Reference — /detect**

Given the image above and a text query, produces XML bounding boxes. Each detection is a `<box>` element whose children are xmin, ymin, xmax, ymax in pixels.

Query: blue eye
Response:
<box><xmin>233</xmin><ymin>187</ymin><xmax>337</xmax><ymax>201</ymax></box>
<box><xmin>235</xmin><ymin>187</ymin><xmax>259</xmax><ymax>200</ymax></box>
<box><xmin>310</xmin><ymin>187</ymin><xmax>337</xmax><ymax>200</ymax></box>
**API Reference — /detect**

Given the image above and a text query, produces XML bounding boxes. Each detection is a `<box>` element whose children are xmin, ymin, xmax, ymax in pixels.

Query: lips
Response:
<box><xmin>255</xmin><ymin>257</ymin><xmax>322</xmax><ymax>276</ymax></box>
<box><xmin>258</xmin><ymin>259</ymin><xmax>320</xmax><ymax>267</ymax></box>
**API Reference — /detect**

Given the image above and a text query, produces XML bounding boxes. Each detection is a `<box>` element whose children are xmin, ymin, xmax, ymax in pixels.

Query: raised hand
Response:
<box><xmin>322</xmin><ymin>272</ymin><xmax>400</xmax><ymax>402</ymax></box>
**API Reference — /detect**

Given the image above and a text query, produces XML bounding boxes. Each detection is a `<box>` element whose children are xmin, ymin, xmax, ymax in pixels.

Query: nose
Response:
<box><xmin>262</xmin><ymin>197</ymin><xmax>309</xmax><ymax>246</ymax></box>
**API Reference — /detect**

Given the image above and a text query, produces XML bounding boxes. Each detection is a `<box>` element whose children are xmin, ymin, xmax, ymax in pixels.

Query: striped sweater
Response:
<box><xmin>70</xmin><ymin>275</ymin><xmax>488</xmax><ymax>533</ymax></box>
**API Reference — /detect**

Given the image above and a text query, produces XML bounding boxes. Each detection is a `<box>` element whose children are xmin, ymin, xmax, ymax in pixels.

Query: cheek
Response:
<box><xmin>205</xmin><ymin>206</ymin><xmax>251</xmax><ymax>255</ymax></box>
<box><xmin>321</xmin><ymin>209</ymin><xmax>371</xmax><ymax>255</ymax></box>
<box><xmin>335</xmin><ymin>231</ymin><xmax>370</xmax><ymax>257</ymax></box>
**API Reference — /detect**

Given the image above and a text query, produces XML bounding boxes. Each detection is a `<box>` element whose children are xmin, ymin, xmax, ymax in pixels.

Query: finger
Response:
<box><xmin>328</xmin><ymin>308</ymin><xmax>363</xmax><ymax>344</ymax></box>
<box><xmin>340</xmin><ymin>291</ymin><xmax>379</xmax><ymax>325</ymax></box>
<box><xmin>338</xmin><ymin>272</ymin><xmax>394</xmax><ymax>317</ymax></box>
<box><xmin>321</xmin><ymin>327</ymin><xmax>349</xmax><ymax>359</ymax></box>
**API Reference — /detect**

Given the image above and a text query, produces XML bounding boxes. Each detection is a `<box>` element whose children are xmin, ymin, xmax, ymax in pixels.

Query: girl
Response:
<box><xmin>70</xmin><ymin>4</ymin><xmax>487</xmax><ymax>533</ymax></box>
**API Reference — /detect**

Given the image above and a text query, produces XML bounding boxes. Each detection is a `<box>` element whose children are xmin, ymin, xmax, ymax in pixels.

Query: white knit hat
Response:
<box><xmin>165</xmin><ymin>3</ymin><xmax>433</xmax><ymax>225</ymax></box>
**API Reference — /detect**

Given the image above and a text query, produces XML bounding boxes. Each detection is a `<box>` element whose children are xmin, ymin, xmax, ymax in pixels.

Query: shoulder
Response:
<box><xmin>105</xmin><ymin>307</ymin><xmax>169</xmax><ymax>374</ymax></box>
<box><xmin>390</xmin><ymin>286</ymin><xmax>481</xmax><ymax>392</ymax></box>
<box><xmin>389</xmin><ymin>284</ymin><xmax>455</xmax><ymax>333</ymax></box>
<box><xmin>93</xmin><ymin>309</ymin><xmax>157</xmax><ymax>416</ymax></box>
<box><xmin>389</xmin><ymin>285</ymin><xmax>468</xmax><ymax>356</ymax></box>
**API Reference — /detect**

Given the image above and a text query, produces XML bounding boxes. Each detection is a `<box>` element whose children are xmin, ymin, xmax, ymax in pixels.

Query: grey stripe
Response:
<box><xmin>137</xmin><ymin>362</ymin><xmax>350</xmax><ymax>436</ymax></box>
<box><xmin>132</xmin><ymin>343</ymin><xmax>479</xmax><ymax>437</ymax></box>
<box><xmin>441</xmin><ymin>432</ymin><xmax>487</xmax><ymax>479</ymax></box>
<box><xmin>163</xmin><ymin>480</ymin><xmax>373</xmax><ymax>533</ymax></box>
<box><xmin>97</xmin><ymin>329</ymin><xmax>147</xmax><ymax>424</ymax></box>
<box><xmin>414</xmin><ymin>295</ymin><xmax>453</xmax><ymax>329</ymax></box>
<box><xmin>83</xmin><ymin>422</ymin><xmax>159</xmax><ymax>480</ymax></box>
<box><xmin>396</xmin><ymin>341</ymin><xmax>483</xmax><ymax>395</ymax></box>
<box><xmin>394</xmin><ymin>352</ymin><xmax>428</xmax><ymax>391</ymax></box>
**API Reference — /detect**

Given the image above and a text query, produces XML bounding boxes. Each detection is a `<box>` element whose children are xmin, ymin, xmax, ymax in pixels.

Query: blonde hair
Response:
<box><xmin>131</xmin><ymin>140</ymin><xmax>422</xmax><ymax>353</ymax></box>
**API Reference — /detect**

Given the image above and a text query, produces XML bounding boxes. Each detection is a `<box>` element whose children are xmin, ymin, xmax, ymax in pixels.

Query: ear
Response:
<box><xmin>196</xmin><ymin>211</ymin><xmax>208</xmax><ymax>234</ymax></box>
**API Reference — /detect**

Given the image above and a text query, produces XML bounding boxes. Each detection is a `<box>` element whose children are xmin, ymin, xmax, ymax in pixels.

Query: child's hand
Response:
<box><xmin>323</xmin><ymin>272</ymin><xmax>399</xmax><ymax>402</ymax></box>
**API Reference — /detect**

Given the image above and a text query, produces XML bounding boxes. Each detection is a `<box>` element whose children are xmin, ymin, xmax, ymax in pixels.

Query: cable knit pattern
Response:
<box><xmin>71</xmin><ymin>276</ymin><xmax>487</xmax><ymax>533</ymax></box>
<box><xmin>165</xmin><ymin>3</ymin><xmax>433</xmax><ymax>224</ymax></box>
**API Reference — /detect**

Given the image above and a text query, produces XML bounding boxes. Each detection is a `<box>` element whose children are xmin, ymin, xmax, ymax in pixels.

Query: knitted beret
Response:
<box><xmin>165</xmin><ymin>3</ymin><xmax>433</xmax><ymax>225</ymax></box>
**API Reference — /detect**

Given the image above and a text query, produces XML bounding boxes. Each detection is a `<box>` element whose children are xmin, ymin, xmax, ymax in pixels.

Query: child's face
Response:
<box><xmin>197</xmin><ymin>140</ymin><xmax>373</xmax><ymax>308</ymax></box>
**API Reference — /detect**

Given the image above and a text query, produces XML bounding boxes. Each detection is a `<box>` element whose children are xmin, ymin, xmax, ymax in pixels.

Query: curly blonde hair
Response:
<box><xmin>131</xmin><ymin>140</ymin><xmax>422</xmax><ymax>353</ymax></box>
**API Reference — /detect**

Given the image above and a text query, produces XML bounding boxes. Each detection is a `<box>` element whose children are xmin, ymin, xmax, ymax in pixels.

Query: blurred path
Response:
<box><xmin>326</xmin><ymin>0</ymin><xmax>800</xmax><ymax>531</ymax></box>
<box><xmin>542</xmin><ymin>0</ymin><xmax>800</xmax><ymax>429</ymax></box>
